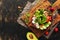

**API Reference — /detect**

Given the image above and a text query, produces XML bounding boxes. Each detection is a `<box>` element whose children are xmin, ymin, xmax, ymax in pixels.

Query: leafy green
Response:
<box><xmin>35</xmin><ymin>15</ymin><xmax>47</xmax><ymax>24</ymax></box>
<box><xmin>34</xmin><ymin>9</ymin><xmax>47</xmax><ymax>24</ymax></box>
<box><xmin>39</xmin><ymin>9</ymin><xmax>44</xmax><ymax>14</ymax></box>
<box><xmin>35</xmin><ymin>9</ymin><xmax>44</xmax><ymax>17</ymax></box>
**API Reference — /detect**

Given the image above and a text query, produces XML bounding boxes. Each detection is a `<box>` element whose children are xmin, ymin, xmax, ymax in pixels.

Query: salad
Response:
<box><xmin>31</xmin><ymin>9</ymin><xmax>52</xmax><ymax>30</ymax></box>
<box><xmin>23</xmin><ymin>9</ymin><xmax>52</xmax><ymax>30</ymax></box>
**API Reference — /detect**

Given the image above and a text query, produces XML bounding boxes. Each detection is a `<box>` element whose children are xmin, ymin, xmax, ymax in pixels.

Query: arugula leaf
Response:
<box><xmin>34</xmin><ymin>9</ymin><xmax>47</xmax><ymax>24</ymax></box>
<box><xmin>35</xmin><ymin>15</ymin><xmax>47</xmax><ymax>24</ymax></box>
<box><xmin>39</xmin><ymin>9</ymin><xmax>44</xmax><ymax>14</ymax></box>
<box><xmin>35</xmin><ymin>9</ymin><xmax>44</xmax><ymax>17</ymax></box>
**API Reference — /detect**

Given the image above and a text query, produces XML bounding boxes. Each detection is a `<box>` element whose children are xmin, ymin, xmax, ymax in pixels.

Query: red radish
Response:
<box><xmin>54</xmin><ymin>27</ymin><xmax>58</xmax><ymax>32</ymax></box>
<box><xmin>50</xmin><ymin>7</ymin><xmax>55</xmax><ymax>12</ymax></box>
<box><xmin>45</xmin><ymin>31</ymin><xmax>49</xmax><ymax>36</ymax></box>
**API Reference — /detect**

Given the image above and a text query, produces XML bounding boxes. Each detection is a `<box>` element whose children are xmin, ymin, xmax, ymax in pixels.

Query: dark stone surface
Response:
<box><xmin>48</xmin><ymin>0</ymin><xmax>57</xmax><ymax>4</ymax></box>
<box><xmin>0</xmin><ymin>0</ymin><xmax>60</xmax><ymax>40</ymax></box>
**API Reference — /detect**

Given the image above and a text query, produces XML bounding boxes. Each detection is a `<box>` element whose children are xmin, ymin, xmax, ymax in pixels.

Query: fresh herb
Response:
<box><xmin>35</xmin><ymin>15</ymin><xmax>47</xmax><ymax>24</ymax></box>
<box><xmin>34</xmin><ymin>9</ymin><xmax>47</xmax><ymax>24</ymax></box>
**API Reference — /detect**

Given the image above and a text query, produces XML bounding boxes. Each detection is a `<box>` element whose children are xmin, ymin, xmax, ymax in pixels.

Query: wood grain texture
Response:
<box><xmin>18</xmin><ymin>0</ymin><xmax>60</xmax><ymax>38</ymax></box>
<box><xmin>20</xmin><ymin>0</ymin><xmax>51</xmax><ymax>38</ymax></box>
<box><xmin>28</xmin><ymin>1</ymin><xmax>51</xmax><ymax>26</ymax></box>
<box><xmin>52</xmin><ymin>0</ymin><xmax>60</xmax><ymax>9</ymax></box>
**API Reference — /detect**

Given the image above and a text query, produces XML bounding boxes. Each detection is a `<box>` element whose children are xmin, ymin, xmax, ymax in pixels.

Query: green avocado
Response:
<box><xmin>26</xmin><ymin>32</ymin><xmax>38</xmax><ymax>40</ymax></box>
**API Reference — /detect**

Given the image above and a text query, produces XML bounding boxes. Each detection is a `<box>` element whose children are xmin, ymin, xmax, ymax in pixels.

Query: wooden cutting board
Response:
<box><xmin>52</xmin><ymin>0</ymin><xmax>60</xmax><ymax>9</ymax></box>
<box><xmin>17</xmin><ymin>0</ymin><xmax>60</xmax><ymax>38</ymax></box>
<box><xmin>21</xmin><ymin>0</ymin><xmax>51</xmax><ymax>38</ymax></box>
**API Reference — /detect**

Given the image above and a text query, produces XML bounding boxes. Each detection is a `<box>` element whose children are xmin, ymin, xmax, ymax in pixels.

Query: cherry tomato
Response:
<box><xmin>50</xmin><ymin>7</ymin><xmax>55</xmax><ymax>12</ymax></box>
<box><xmin>54</xmin><ymin>27</ymin><xmax>58</xmax><ymax>32</ymax></box>
<box><xmin>46</xmin><ymin>16</ymin><xmax>52</xmax><ymax>22</ymax></box>
<box><xmin>45</xmin><ymin>31</ymin><xmax>49</xmax><ymax>36</ymax></box>
<box><xmin>49</xmin><ymin>16</ymin><xmax>52</xmax><ymax>20</ymax></box>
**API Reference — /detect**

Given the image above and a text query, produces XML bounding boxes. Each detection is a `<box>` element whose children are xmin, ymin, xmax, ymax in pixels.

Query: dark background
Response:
<box><xmin>0</xmin><ymin>0</ymin><xmax>60</xmax><ymax>40</ymax></box>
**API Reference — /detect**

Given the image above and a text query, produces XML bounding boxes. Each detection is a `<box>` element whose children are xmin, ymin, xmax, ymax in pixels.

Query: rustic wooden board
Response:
<box><xmin>17</xmin><ymin>0</ymin><xmax>60</xmax><ymax>38</ymax></box>
<box><xmin>19</xmin><ymin>0</ymin><xmax>51</xmax><ymax>38</ymax></box>
<box><xmin>52</xmin><ymin>0</ymin><xmax>60</xmax><ymax>9</ymax></box>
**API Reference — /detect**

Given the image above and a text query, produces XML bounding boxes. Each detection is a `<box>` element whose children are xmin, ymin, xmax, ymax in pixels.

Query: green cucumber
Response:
<box><xmin>44</xmin><ymin>22</ymin><xmax>51</xmax><ymax>27</ymax></box>
<box><xmin>42</xmin><ymin>26</ymin><xmax>46</xmax><ymax>29</ymax></box>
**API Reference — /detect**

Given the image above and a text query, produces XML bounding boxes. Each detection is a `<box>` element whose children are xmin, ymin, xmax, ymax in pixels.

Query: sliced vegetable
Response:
<box><xmin>44</xmin><ymin>21</ymin><xmax>51</xmax><ymax>27</ymax></box>
<box><xmin>39</xmin><ymin>26</ymin><xmax>44</xmax><ymax>30</ymax></box>
<box><xmin>42</xmin><ymin>26</ymin><xmax>46</xmax><ymax>29</ymax></box>
<box><xmin>48</xmin><ymin>21</ymin><xmax>51</xmax><ymax>25</ymax></box>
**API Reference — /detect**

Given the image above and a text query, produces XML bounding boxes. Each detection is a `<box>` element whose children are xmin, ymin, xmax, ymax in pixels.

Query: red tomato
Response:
<box><xmin>46</xmin><ymin>16</ymin><xmax>52</xmax><ymax>22</ymax></box>
<box><xmin>54</xmin><ymin>27</ymin><xmax>58</xmax><ymax>32</ymax></box>
<box><xmin>49</xmin><ymin>16</ymin><xmax>52</xmax><ymax>20</ymax></box>
<box><xmin>50</xmin><ymin>7</ymin><xmax>55</xmax><ymax>12</ymax></box>
<box><xmin>45</xmin><ymin>31</ymin><xmax>49</xmax><ymax>36</ymax></box>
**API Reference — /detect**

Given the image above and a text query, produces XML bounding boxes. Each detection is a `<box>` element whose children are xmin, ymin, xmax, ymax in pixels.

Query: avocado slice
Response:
<box><xmin>26</xmin><ymin>32</ymin><xmax>38</xmax><ymax>40</ymax></box>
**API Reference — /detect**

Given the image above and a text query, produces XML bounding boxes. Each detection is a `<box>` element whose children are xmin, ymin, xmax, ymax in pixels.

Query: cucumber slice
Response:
<box><xmin>44</xmin><ymin>21</ymin><xmax>51</xmax><ymax>27</ymax></box>
<box><xmin>42</xmin><ymin>26</ymin><xmax>46</xmax><ymax>29</ymax></box>
<box><xmin>39</xmin><ymin>26</ymin><xmax>44</xmax><ymax>30</ymax></box>
<box><xmin>40</xmin><ymin>28</ymin><xmax>44</xmax><ymax>30</ymax></box>
<box><xmin>35</xmin><ymin>23</ymin><xmax>40</xmax><ymax>29</ymax></box>
<box><xmin>39</xmin><ymin>22</ymin><xmax>51</xmax><ymax>30</ymax></box>
<box><xmin>48</xmin><ymin>21</ymin><xmax>51</xmax><ymax>25</ymax></box>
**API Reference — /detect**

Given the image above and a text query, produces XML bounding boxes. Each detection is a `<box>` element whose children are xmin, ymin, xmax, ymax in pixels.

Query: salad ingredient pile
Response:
<box><xmin>32</xmin><ymin>9</ymin><xmax>52</xmax><ymax>30</ymax></box>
